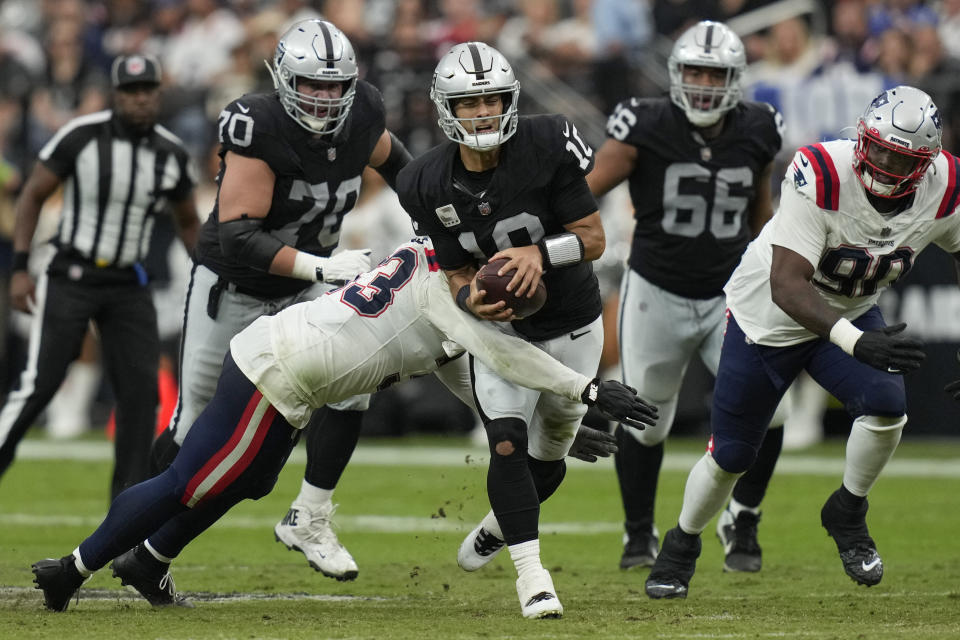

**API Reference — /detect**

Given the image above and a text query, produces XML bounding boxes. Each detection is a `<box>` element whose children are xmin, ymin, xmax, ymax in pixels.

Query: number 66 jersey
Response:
<box><xmin>726</xmin><ymin>139</ymin><xmax>960</xmax><ymax>346</ymax></box>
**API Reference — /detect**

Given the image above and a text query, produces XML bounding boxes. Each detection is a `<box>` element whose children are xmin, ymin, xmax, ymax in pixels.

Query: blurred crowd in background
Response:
<box><xmin>2</xmin><ymin>0</ymin><xmax>960</xmax><ymax>440</ymax></box>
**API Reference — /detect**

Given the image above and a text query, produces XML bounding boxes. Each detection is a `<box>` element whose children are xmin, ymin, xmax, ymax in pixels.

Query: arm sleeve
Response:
<box><xmin>422</xmin><ymin>273</ymin><xmax>592</xmax><ymax>401</ymax></box>
<box><xmin>770</xmin><ymin>182</ymin><xmax>828</xmax><ymax>267</ymax></box>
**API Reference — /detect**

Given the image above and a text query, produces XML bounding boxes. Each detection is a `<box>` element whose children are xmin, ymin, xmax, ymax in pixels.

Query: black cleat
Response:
<box><xmin>32</xmin><ymin>555</ymin><xmax>85</xmax><ymax>612</ymax></box>
<box><xmin>620</xmin><ymin>525</ymin><xmax>659</xmax><ymax>570</ymax></box>
<box><xmin>645</xmin><ymin>527</ymin><xmax>701</xmax><ymax>599</ymax></box>
<box><xmin>716</xmin><ymin>508</ymin><xmax>762</xmax><ymax>572</ymax></box>
<box><xmin>111</xmin><ymin>547</ymin><xmax>194</xmax><ymax>607</ymax></box>
<box><xmin>821</xmin><ymin>489</ymin><xmax>884</xmax><ymax>586</ymax></box>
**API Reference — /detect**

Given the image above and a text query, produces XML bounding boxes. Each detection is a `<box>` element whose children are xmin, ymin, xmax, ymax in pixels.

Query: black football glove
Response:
<box><xmin>581</xmin><ymin>378</ymin><xmax>658</xmax><ymax>430</ymax></box>
<box><xmin>851</xmin><ymin>322</ymin><xmax>925</xmax><ymax>374</ymax></box>
<box><xmin>567</xmin><ymin>425</ymin><xmax>618</xmax><ymax>463</ymax></box>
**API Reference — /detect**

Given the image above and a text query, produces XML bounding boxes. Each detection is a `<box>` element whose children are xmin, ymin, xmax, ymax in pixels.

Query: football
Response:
<box><xmin>476</xmin><ymin>258</ymin><xmax>547</xmax><ymax>318</ymax></box>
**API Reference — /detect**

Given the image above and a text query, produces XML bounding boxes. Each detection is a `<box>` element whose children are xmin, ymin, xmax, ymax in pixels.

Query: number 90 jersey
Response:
<box><xmin>607</xmin><ymin>97</ymin><xmax>781</xmax><ymax>298</ymax></box>
<box><xmin>726</xmin><ymin>139</ymin><xmax>960</xmax><ymax>346</ymax></box>
<box><xmin>195</xmin><ymin>81</ymin><xmax>386</xmax><ymax>298</ymax></box>
<box><xmin>398</xmin><ymin>115</ymin><xmax>602</xmax><ymax>341</ymax></box>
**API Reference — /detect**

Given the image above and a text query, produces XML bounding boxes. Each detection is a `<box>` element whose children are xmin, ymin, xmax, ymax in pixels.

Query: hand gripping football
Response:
<box><xmin>476</xmin><ymin>258</ymin><xmax>547</xmax><ymax>318</ymax></box>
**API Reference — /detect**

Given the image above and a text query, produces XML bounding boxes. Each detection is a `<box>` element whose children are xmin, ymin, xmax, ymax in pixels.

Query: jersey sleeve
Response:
<box><xmin>755</xmin><ymin>102</ymin><xmax>785</xmax><ymax>162</ymax></box>
<box><xmin>38</xmin><ymin>121</ymin><xmax>91</xmax><ymax>178</ymax></box>
<box><xmin>216</xmin><ymin>96</ymin><xmax>295</xmax><ymax>171</ymax></box>
<box><xmin>548</xmin><ymin>162</ymin><xmax>598</xmax><ymax>224</ymax></box>
<box><xmin>422</xmin><ymin>273</ymin><xmax>592</xmax><ymax>402</ymax></box>
<box><xmin>770</xmin><ymin>180</ymin><xmax>828</xmax><ymax>268</ymax></box>
<box><xmin>603</xmin><ymin>97</ymin><xmax>646</xmax><ymax>145</ymax></box>
<box><xmin>933</xmin><ymin>211</ymin><xmax>960</xmax><ymax>253</ymax></box>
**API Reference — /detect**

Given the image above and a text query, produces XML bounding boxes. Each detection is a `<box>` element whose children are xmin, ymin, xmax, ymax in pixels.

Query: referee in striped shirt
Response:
<box><xmin>1</xmin><ymin>54</ymin><xmax>199</xmax><ymax>499</ymax></box>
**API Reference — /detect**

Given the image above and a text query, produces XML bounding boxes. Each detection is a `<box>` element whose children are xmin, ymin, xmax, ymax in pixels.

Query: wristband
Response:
<box><xmin>291</xmin><ymin>251</ymin><xmax>325</xmax><ymax>282</ymax></box>
<box><xmin>537</xmin><ymin>233</ymin><xmax>584</xmax><ymax>270</ymax></box>
<box><xmin>11</xmin><ymin>251</ymin><xmax>29</xmax><ymax>272</ymax></box>
<box><xmin>829</xmin><ymin>318</ymin><xmax>863</xmax><ymax>356</ymax></box>
<box><xmin>456</xmin><ymin>284</ymin><xmax>471</xmax><ymax>312</ymax></box>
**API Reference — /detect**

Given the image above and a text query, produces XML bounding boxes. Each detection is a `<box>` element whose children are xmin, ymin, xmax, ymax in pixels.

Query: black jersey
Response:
<box><xmin>195</xmin><ymin>80</ymin><xmax>386</xmax><ymax>298</ymax></box>
<box><xmin>399</xmin><ymin>114</ymin><xmax>602</xmax><ymax>341</ymax></box>
<box><xmin>608</xmin><ymin>98</ymin><xmax>782</xmax><ymax>298</ymax></box>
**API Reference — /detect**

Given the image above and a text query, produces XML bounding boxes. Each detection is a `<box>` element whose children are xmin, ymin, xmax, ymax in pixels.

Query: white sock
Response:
<box><xmin>728</xmin><ymin>497</ymin><xmax>759</xmax><ymax>518</ymax></box>
<box><xmin>480</xmin><ymin>510</ymin><xmax>504</xmax><ymax>540</ymax></box>
<box><xmin>508</xmin><ymin>539</ymin><xmax>543</xmax><ymax>579</ymax></box>
<box><xmin>144</xmin><ymin>539</ymin><xmax>174</xmax><ymax>563</ymax></box>
<box><xmin>843</xmin><ymin>415</ymin><xmax>905</xmax><ymax>496</ymax></box>
<box><xmin>72</xmin><ymin>547</ymin><xmax>93</xmax><ymax>577</ymax></box>
<box><xmin>295</xmin><ymin>479</ymin><xmax>334</xmax><ymax>511</ymax></box>
<box><xmin>678</xmin><ymin>454</ymin><xmax>741</xmax><ymax>534</ymax></box>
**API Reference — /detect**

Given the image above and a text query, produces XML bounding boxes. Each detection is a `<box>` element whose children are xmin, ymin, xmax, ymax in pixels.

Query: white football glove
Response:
<box><xmin>318</xmin><ymin>249</ymin><xmax>372</xmax><ymax>283</ymax></box>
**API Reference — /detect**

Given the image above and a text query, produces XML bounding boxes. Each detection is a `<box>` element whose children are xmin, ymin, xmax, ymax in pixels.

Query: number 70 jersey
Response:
<box><xmin>726</xmin><ymin>139</ymin><xmax>960</xmax><ymax>346</ymax></box>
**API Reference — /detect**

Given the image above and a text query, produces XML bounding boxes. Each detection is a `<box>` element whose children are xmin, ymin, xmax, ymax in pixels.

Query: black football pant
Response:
<box><xmin>0</xmin><ymin>271</ymin><xmax>159</xmax><ymax>499</ymax></box>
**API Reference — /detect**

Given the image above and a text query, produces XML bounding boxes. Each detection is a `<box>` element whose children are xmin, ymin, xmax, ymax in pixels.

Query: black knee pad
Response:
<box><xmin>711</xmin><ymin>438</ymin><xmax>758</xmax><ymax>474</ymax></box>
<box><xmin>484</xmin><ymin>417</ymin><xmax>528</xmax><ymax>457</ymax></box>
<box><xmin>528</xmin><ymin>457</ymin><xmax>566</xmax><ymax>503</ymax></box>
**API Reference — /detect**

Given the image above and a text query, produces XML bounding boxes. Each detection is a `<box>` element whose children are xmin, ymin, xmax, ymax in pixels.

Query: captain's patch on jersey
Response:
<box><xmin>435</xmin><ymin>204</ymin><xmax>461</xmax><ymax>227</ymax></box>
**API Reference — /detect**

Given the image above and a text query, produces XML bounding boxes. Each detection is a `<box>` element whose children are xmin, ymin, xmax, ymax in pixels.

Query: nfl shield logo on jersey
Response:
<box><xmin>327</xmin><ymin>147</ymin><xmax>337</xmax><ymax>161</ymax></box>
<box><xmin>478</xmin><ymin>201</ymin><xmax>492</xmax><ymax>215</ymax></box>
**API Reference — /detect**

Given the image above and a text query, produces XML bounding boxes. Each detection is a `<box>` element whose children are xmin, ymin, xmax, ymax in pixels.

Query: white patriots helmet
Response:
<box><xmin>431</xmin><ymin>42</ymin><xmax>520</xmax><ymax>150</ymax></box>
<box><xmin>668</xmin><ymin>21</ymin><xmax>745</xmax><ymax>127</ymax></box>
<box><xmin>854</xmin><ymin>85</ymin><xmax>942</xmax><ymax>198</ymax></box>
<box><xmin>272</xmin><ymin>19</ymin><xmax>358</xmax><ymax>136</ymax></box>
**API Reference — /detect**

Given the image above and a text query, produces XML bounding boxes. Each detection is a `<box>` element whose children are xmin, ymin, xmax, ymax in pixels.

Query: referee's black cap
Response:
<box><xmin>111</xmin><ymin>54</ymin><xmax>162</xmax><ymax>89</ymax></box>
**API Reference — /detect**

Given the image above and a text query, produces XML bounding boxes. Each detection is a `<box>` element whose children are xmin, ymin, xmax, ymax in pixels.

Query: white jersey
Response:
<box><xmin>727</xmin><ymin>139</ymin><xmax>960</xmax><ymax>346</ymax></box>
<box><xmin>229</xmin><ymin>238</ymin><xmax>592</xmax><ymax>428</ymax></box>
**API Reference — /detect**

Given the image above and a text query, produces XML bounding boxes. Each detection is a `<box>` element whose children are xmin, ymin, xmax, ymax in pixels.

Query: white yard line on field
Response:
<box><xmin>14</xmin><ymin>441</ymin><xmax>960</xmax><ymax>477</ymax></box>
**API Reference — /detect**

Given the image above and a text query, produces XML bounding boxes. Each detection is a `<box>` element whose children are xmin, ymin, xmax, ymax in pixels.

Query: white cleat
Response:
<box><xmin>457</xmin><ymin>523</ymin><xmax>505</xmax><ymax>571</ymax></box>
<box><xmin>274</xmin><ymin>503</ymin><xmax>358</xmax><ymax>581</ymax></box>
<box><xmin>516</xmin><ymin>568</ymin><xmax>563</xmax><ymax>619</ymax></box>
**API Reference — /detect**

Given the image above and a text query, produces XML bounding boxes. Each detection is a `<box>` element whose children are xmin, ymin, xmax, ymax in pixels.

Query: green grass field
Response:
<box><xmin>1</xmin><ymin>435</ymin><xmax>959</xmax><ymax>639</ymax></box>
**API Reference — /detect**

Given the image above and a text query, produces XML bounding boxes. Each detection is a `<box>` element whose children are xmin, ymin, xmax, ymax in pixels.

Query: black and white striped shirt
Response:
<box><xmin>39</xmin><ymin>109</ymin><xmax>196</xmax><ymax>269</ymax></box>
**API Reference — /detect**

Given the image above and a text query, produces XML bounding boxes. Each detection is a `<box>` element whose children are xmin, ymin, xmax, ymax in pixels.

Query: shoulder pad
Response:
<box><xmin>935</xmin><ymin>150</ymin><xmax>960</xmax><ymax>219</ymax></box>
<box><xmin>789</xmin><ymin>143</ymin><xmax>841</xmax><ymax>211</ymax></box>
<box><xmin>520</xmin><ymin>114</ymin><xmax>595</xmax><ymax>174</ymax></box>
<box><xmin>603</xmin><ymin>97</ymin><xmax>666</xmax><ymax>144</ymax></box>
<box><xmin>344</xmin><ymin>80</ymin><xmax>386</xmax><ymax>141</ymax></box>
<box><xmin>216</xmin><ymin>93</ymin><xmax>286</xmax><ymax>158</ymax></box>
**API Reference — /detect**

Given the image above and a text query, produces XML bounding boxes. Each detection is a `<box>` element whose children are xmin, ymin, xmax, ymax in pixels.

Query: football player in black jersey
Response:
<box><xmin>148</xmin><ymin>20</ymin><xmax>412</xmax><ymax>582</ymax></box>
<box><xmin>587</xmin><ymin>21</ymin><xmax>786</xmax><ymax>575</ymax></box>
<box><xmin>398</xmin><ymin>42</ymin><xmax>619</xmax><ymax>620</ymax></box>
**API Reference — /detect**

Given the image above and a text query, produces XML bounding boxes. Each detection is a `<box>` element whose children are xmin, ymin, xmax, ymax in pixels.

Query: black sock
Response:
<box><xmin>837</xmin><ymin>484</ymin><xmax>867</xmax><ymax>510</ymax></box>
<box><xmin>303</xmin><ymin>408</ymin><xmax>363</xmax><ymax>489</ymax></box>
<box><xmin>133</xmin><ymin>543</ymin><xmax>169</xmax><ymax>573</ymax></box>
<box><xmin>614</xmin><ymin>425</ymin><xmax>663</xmax><ymax>527</ymax></box>
<box><xmin>732</xmin><ymin>426</ymin><xmax>784</xmax><ymax>508</ymax></box>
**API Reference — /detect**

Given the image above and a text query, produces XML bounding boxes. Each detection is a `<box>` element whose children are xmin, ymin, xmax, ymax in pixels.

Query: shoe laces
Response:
<box><xmin>302</xmin><ymin>504</ymin><xmax>341</xmax><ymax>546</ymax></box>
<box><xmin>474</xmin><ymin>528</ymin><xmax>504</xmax><ymax>556</ymax></box>
<box><xmin>157</xmin><ymin>572</ymin><xmax>175</xmax><ymax>597</ymax></box>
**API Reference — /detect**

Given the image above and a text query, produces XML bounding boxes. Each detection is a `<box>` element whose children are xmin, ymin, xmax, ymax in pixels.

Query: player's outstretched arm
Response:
<box><xmin>771</xmin><ymin>245</ymin><xmax>924</xmax><ymax>374</ymax></box>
